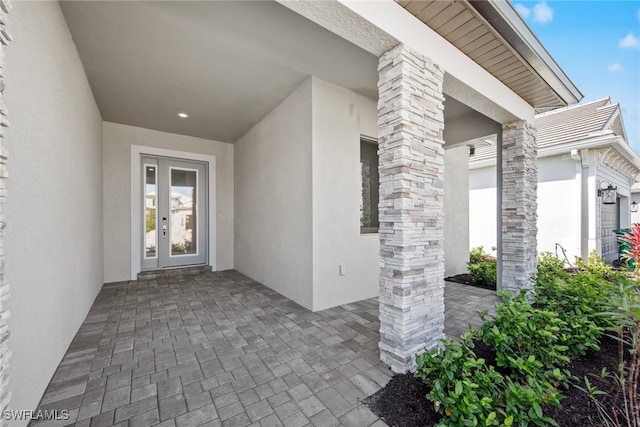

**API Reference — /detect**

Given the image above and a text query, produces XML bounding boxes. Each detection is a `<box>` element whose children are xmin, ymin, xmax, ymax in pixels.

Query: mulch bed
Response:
<box><xmin>445</xmin><ymin>273</ymin><xmax>497</xmax><ymax>291</ymax></box>
<box><xmin>545</xmin><ymin>336</ymin><xmax>630</xmax><ymax>426</ymax></box>
<box><xmin>363</xmin><ymin>372</ymin><xmax>440</xmax><ymax>427</ymax></box>
<box><xmin>364</xmin><ymin>336</ymin><xmax>634</xmax><ymax>426</ymax></box>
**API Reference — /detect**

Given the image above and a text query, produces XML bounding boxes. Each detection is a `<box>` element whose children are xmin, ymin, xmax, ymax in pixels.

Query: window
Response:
<box><xmin>360</xmin><ymin>138</ymin><xmax>379</xmax><ymax>233</ymax></box>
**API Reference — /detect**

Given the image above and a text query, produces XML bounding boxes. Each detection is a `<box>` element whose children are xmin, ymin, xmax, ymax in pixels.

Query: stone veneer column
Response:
<box><xmin>377</xmin><ymin>44</ymin><xmax>445</xmax><ymax>373</ymax></box>
<box><xmin>0</xmin><ymin>0</ymin><xmax>10</xmax><ymax>420</ymax></box>
<box><xmin>501</xmin><ymin>120</ymin><xmax>537</xmax><ymax>294</ymax></box>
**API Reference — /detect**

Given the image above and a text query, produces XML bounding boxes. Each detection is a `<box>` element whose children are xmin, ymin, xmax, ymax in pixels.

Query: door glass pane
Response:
<box><xmin>170</xmin><ymin>168</ymin><xmax>197</xmax><ymax>256</ymax></box>
<box><xmin>144</xmin><ymin>165</ymin><xmax>157</xmax><ymax>258</ymax></box>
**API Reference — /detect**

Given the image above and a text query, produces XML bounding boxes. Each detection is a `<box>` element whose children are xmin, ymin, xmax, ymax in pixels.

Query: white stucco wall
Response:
<box><xmin>5</xmin><ymin>2</ymin><xmax>103</xmax><ymax>419</ymax></box>
<box><xmin>469</xmin><ymin>157</ymin><xmax>578</xmax><ymax>259</ymax></box>
<box><xmin>103</xmin><ymin>122</ymin><xmax>234</xmax><ymax>283</ymax></box>
<box><xmin>469</xmin><ymin>165</ymin><xmax>498</xmax><ymax>254</ymax></box>
<box><xmin>444</xmin><ymin>146</ymin><xmax>470</xmax><ymax>276</ymax></box>
<box><xmin>469</xmin><ymin>154</ymin><xmax>623</xmax><ymax>263</ymax></box>
<box><xmin>537</xmin><ymin>156</ymin><xmax>580</xmax><ymax>260</ymax></box>
<box><xmin>310</xmin><ymin>77</ymin><xmax>379</xmax><ymax>311</ymax></box>
<box><xmin>234</xmin><ymin>79</ymin><xmax>313</xmax><ymax>309</ymax></box>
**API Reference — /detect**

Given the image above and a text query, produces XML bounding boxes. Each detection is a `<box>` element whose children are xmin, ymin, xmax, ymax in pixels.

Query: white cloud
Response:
<box><xmin>514</xmin><ymin>3</ymin><xmax>531</xmax><ymax>19</ymax></box>
<box><xmin>607</xmin><ymin>63</ymin><xmax>624</xmax><ymax>72</ymax></box>
<box><xmin>533</xmin><ymin>1</ymin><xmax>554</xmax><ymax>24</ymax></box>
<box><xmin>619</xmin><ymin>32</ymin><xmax>640</xmax><ymax>49</ymax></box>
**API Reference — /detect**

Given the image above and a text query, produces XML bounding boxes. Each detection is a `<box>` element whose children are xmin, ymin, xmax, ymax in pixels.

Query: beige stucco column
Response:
<box><xmin>0</xmin><ymin>0</ymin><xmax>10</xmax><ymax>418</ymax></box>
<box><xmin>500</xmin><ymin>120</ymin><xmax>538</xmax><ymax>293</ymax></box>
<box><xmin>377</xmin><ymin>44</ymin><xmax>446</xmax><ymax>373</ymax></box>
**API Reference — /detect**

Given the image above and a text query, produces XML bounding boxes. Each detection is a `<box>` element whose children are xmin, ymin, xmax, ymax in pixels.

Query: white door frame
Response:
<box><xmin>131</xmin><ymin>145</ymin><xmax>217</xmax><ymax>280</ymax></box>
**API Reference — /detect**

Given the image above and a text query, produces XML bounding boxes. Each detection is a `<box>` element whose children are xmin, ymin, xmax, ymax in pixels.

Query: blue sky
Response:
<box><xmin>511</xmin><ymin>0</ymin><xmax>640</xmax><ymax>151</ymax></box>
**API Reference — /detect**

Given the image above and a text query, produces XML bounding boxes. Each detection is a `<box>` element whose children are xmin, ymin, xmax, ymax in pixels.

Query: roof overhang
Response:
<box><xmin>469</xmin><ymin>0</ymin><xmax>582</xmax><ymax>106</ymax></box>
<box><xmin>397</xmin><ymin>0</ymin><xmax>583</xmax><ymax>110</ymax></box>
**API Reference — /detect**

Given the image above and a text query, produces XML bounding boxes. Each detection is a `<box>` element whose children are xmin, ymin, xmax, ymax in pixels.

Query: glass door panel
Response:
<box><xmin>142</xmin><ymin>155</ymin><xmax>207</xmax><ymax>271</ymax></box>
<box><xmin>170</xmin><ymin>167</ymin><xmax>198</xmax><ymax>256</ymax></box>
<box><xmin>145</xmin><ymin>165</ymin><xmax>158</xmax><ymax>258</ymax></box>
<box><xmin>142</xmin><ymin>158</ymin><xmax>159</xmax><ymax>270</ymax></box>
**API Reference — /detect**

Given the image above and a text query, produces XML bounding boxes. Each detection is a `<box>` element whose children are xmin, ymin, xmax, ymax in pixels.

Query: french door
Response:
<box><xmin>141</xmin><ymin>156</ymin><xmax>207</xmax><ymax>270</ymax></box>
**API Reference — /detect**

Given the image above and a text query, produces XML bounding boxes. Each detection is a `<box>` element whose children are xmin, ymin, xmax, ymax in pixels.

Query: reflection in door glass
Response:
<box><xmin>144</xmin><ymin>165</ymin><xmax>157</xmax><ymax>258</ymax></box>
<box><xmin>170</xmin><ymin>168</ymin><xmax>197</xmax><ymax>256</ymax></box>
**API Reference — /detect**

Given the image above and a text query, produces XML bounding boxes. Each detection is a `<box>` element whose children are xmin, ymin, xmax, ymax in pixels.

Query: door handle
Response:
<box><xmin>162</xmin><ymin>217</ymin><xmax>167</xmax><ymax>238</ymax></box>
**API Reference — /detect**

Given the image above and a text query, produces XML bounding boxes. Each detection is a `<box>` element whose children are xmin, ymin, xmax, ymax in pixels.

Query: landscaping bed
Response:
<box><xmin>367</xmin><ymin>247</ymin><xmax>640</xmax><ymax>427</ymax></box>
<box><xmin>365</xmin><ymin>336</ymin><xmax>626</xmax><ymax>427</ymax></box>
<box><xmin>445</xmin><ymin>246</ymin><xmax>498</xmax><ymax>290</ymax></box>
<box><xmin>445</xmin><ymin>272</ymin><xmax>496</xmax><ymax>291</ymax></box>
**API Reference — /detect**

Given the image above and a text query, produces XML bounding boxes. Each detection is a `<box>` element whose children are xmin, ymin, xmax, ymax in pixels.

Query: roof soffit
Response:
<box><xmin>396</xmin><ymin>0</ymin><xmax>582</xmax><ymax>109</ymax></box>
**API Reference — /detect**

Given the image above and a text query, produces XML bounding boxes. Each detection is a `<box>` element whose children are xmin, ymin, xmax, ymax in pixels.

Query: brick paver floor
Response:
<box><xmin>444</xmin><ymin>281</ymin><xmax>499</xmax><ymax>340</ymax></box>
<box><xmin>33</xmin><ymin>271</ymin><xmax>497</xmax><ymax>427</ymax></box>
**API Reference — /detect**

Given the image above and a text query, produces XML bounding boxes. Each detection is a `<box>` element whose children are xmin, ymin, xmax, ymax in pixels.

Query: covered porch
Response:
<box><xmin>33</xmin><ymin>271</ymin><xmax>496</xmax><ymax>427</ymax></box>
<box><xmin>2</xmin><ymin>0</ymin><xmax>581</xmax><ymax>420</ymax></box>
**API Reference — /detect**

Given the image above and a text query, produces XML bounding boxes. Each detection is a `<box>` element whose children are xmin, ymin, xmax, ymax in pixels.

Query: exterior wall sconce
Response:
<box><xmin>598</xmin><ymin>182</ymin><xmax>618</xmax><ymax>205</ymax></box>
<box><xmin>632</xmin><ymin>201</ymin><xmax>638</xmax><ymax>213</ymax></box>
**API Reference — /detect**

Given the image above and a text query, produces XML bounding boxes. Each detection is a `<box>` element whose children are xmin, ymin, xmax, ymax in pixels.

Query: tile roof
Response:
<box><xmin>470</xmin><ymin>98</ymin><xmax>623</xmax><ymax>163</ymax></box>
<box><xmin>536</xmin><ymin>98</ymin><xmax>616</xmax><ymax>149</ymax></box>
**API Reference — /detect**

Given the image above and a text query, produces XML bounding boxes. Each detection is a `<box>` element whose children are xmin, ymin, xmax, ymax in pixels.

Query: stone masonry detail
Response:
<box><xmin>377</xmin><ymin>44</ymin><xmax>446</xmax><ymax>373</ymax></box>
<box><xmin>0</xmin><ymin>0</ymin><xmax>9</xmax><ymax>422</ymax></box>
<box><xmin>501</xmin><ymin>120</ymin><xmax>538</xmax><ymax>294</ymax></box>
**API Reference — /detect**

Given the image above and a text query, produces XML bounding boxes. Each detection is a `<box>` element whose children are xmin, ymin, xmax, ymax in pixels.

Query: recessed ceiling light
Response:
<box><xmin>178</xmin><ymin>112</ymin><xmax>189</xmax><ymax>118</ymax></box>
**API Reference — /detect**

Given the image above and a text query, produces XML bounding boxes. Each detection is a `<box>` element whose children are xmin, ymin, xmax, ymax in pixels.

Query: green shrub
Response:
<box><xmin>479</xmin><ymin>292</ymin><xmax>570</xmax><ymax>383</ymax></box>
<box><xmin>535</xmin><ymin>280</ymin><xmax>606</xmax><ymax>358</ymax></box>
<box><xmin>416</xmin><ymin>250</ymin><xmax>621</xmax><ymax>427</ymax></box>
<box><xmin>416</xmin><ymin>337</ymin><xmax>561</xmax><ymax>427</ymax></box>
<box><xmin>537</xmin><ymin>252</ymin><xmax>568</xmax><ymax>282</ymax></box>
<box><xmin>468</xmin><ymin>247</ymin><xmax>497</xmax><ymax>286</ymax></box>
<box><xmin>536</xmin><ymin>251</ymin><xmax>614</xmax><ymax>357</ymax></box>
<box><xmin>416</xmin><ymin>339</ymin><xmax>504</xmax><ymax>426</ymax></box>
<box><xmin>470</xmin><ymin>246</ymin><xmax>491</xmax><ymax>264</ymax></box>
<box><xmin>468</xmin><ymin>261</ymin><xmax>497</xmax><ymax>286</ymax></box>
<box><xmin>501</xmin><ymin>376</ymin><xmax>562</xmax><ymax>427</ymax></box>
<box><xmin>575</xmin><ymin>249</ymin><xmax>613</xmax><ymax>279</ymax></box>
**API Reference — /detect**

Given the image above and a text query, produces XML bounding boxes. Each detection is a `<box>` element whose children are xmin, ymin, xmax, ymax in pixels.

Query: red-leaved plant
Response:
<box><xmin>620</xmin><ymin>224</ymin><xmax>640</xmax><ymax>273</ymax></box>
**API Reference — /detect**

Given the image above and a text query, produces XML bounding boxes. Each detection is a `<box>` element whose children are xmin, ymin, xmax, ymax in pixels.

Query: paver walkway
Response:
<box><xmin>444</xmin><ymin>281</ymin><xmax>498</xmax><ymax>340</ymax></box>
<box><xmin>33</xmin><ymin>271</ymin><xmax>497</xmax><ymax>427</ymax></box>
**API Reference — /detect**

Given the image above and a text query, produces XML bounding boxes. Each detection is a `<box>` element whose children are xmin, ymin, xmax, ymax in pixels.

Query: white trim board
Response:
<box><xmin>131</xmin><ymin>145</ymin><xmax>217</xmax><ymax>280</ymax></box>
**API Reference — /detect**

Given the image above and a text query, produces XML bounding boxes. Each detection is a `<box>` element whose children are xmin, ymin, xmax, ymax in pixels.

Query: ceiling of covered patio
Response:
<box><xmin>61</xmin><ymin>0</ymin><xmax>381</xmax><ymax>143</ymax></box>
<box><xmin>61</xmin><ymin>0</ymin><xmax>498</xmax><ymax>145</ymax></box>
